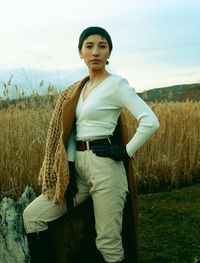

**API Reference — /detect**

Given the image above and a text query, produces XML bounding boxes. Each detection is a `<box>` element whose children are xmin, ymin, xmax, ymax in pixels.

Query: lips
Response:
<box><xmin>90</xmin><ymin>59</ymin><xmax>101</xmax><ymax>62</ymax></box>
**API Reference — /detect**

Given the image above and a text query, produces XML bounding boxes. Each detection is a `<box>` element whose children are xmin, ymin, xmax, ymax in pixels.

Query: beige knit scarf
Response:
<box><xmin>38</xmin><ymin>80</ymin><xmax>81</xmax><ymax>206</ymax></box>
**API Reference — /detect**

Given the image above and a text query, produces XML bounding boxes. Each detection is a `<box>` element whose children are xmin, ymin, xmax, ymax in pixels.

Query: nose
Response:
<box><xmin>92</xmin><ymin>47</ymin><xmax>99</xmax><ymax>56</ymax></box>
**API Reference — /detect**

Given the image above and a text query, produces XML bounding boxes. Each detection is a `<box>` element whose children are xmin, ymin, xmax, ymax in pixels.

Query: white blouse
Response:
<box><xmin>66</xmin><ymin>74</ymin><xmax>159</xmax><ymax>161</ymax></box>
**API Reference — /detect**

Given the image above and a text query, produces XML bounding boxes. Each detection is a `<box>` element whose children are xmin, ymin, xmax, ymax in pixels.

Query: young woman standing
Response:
<box><xmin>23</xmin><ymin>26</ymin><xmax>159</xmax><ymax>263</ymax></box>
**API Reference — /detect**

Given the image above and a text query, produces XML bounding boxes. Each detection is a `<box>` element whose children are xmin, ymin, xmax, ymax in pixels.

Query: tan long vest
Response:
<box><xmin>38</xmin><ymin>76</ymin><xmax>139</xmax><ymax>262</ymax></box>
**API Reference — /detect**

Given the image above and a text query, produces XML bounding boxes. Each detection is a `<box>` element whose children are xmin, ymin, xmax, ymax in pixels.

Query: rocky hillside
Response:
<box><xmin>137</xmin><ymin>83</ymin><xmax>200</xmax><ymax>102</ymax></box>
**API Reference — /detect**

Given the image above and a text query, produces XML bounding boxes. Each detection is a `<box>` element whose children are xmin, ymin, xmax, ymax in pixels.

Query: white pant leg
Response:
<box><xmin>23</xmin><ymin>175</ymin><xmax>90</xmax><ymax>234</ymax></box>
<box><xmin>75</xmin><ymin>150</ymin><xmax>128</xmax><ymax>263</ymax></box>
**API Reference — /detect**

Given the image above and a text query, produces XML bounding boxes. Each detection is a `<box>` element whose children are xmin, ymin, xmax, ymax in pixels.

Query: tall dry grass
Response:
<box><xmin>0</xmin><ymin>79</ymin><xmax>200</xmax><ymax>200</ymax></box>
<box><xmin>125</xmin><ymin>100</ymin><xmax>200</xmax><ymax>193</ymax></box>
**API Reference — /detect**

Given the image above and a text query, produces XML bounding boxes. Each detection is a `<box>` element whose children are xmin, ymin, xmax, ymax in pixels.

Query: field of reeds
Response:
<box><xmin>0</xmin><ymin>78</ymin><xmax>200</xmax><ymax>200</ymax></box>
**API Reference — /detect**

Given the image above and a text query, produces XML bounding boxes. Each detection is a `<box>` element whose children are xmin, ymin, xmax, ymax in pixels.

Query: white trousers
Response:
<box><xmin>23</xmin><ymin>149</ymin><xmax>128</xmax><ymax>262</ymax></box>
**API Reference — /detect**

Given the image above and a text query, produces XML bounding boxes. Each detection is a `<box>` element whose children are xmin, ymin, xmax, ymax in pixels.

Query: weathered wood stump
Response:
<box><xmin>0</xmin><ymin>186</ymin><xmax>36</xmax><ymax>263</ymax></box>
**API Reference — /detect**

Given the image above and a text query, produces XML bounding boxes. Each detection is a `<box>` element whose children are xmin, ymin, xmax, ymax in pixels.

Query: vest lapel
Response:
<box><xmin>62</xmin><ymin>76</ymin><xmax>89</xmax><ymax>146</ymax></box>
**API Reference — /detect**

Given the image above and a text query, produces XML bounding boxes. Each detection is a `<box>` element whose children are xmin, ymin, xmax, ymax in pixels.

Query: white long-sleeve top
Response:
<box><xmin>66</xmin><ymin>75</ymin><xmax>159</xmax><ymax>161</ymax></box>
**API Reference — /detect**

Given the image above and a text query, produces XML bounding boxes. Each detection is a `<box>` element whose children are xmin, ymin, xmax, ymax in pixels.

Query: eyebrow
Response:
<box><xmin>85</xmin><ymin>41</ymin><xmax>108</xmax><ymax>44</ymax></box>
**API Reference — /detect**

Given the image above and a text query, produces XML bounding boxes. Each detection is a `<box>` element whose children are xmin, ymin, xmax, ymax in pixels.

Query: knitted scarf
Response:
<box><xmin>38</xmin><ymin>80</ymin><xmax>81</xmax><ymax>206</ymax></box>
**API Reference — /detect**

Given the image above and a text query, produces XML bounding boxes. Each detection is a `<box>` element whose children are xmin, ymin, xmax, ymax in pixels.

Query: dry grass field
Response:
<box><xmin>126</xmin><ymin>100</ymin><xmax>200</xmax><ymax>193</ymax></box>
<box><xmin>0</xmin><ymin>80</ymin><xmax>200</xmax><ymax>200</ymax></box>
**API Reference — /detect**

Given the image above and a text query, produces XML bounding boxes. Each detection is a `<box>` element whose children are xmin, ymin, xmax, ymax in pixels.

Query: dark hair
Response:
<box><xmin>78</xmin><ymin>26</ymin><xmax>113</xmax><ymax>52</ymax></box>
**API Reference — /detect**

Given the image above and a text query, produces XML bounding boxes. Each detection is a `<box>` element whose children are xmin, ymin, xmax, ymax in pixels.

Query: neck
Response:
<box><xmin>88</xmin><ymin>68</ymin><xmax>111</xmax><ymax>83</ymax></box>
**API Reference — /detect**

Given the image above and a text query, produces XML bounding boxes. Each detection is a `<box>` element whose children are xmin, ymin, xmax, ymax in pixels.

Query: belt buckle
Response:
<box><xmin>86</xmin><ymin>141</ymin><xmax>90</xmax><ymax>150</ymax></box>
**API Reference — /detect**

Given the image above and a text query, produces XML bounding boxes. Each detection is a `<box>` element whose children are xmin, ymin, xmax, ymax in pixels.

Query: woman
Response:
<box><xmin>23</xmin><ymin>26</ymin><xmax>159</xmax><ymax>263</ymax></box>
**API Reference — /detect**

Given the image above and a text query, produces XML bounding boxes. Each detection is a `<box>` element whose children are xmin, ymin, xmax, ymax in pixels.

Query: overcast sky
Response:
<box><xmin>0</xmin><ymin>0</ymin><xmax>200</xmax><ymax>92</ymax></box>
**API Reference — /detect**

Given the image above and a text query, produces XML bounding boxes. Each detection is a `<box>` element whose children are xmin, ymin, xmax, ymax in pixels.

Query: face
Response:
<box><xmin>79</xmin><ymin>34</ymin><xmax>111</xmax><ymax>70</ymax></box>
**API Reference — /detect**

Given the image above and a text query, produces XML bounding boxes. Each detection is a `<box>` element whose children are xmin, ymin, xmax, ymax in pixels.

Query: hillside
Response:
<box><xmin>137</xmin><ymin>83</ymin><xmax>200</xmax><ymax>102</ymax></box>
<box><xmin>1</xmin><ymin>83</ymin><xmax>200</xmax><ymax>108</ymax></box>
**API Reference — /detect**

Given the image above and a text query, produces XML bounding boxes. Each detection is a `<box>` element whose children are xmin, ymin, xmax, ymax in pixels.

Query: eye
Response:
<box><xmin>86</xmin><ymin>45</ymin><xmax>92</xmax><ymax>49</ymax></box>
<box><xmin>100</xmin><ymin>45</ymin><xmax>106</xmax><ymax>48</ymax></box>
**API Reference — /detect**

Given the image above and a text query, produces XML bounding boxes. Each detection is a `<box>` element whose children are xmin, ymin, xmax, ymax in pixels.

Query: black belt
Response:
<box><xmin>76</xmin><ymin>138</ymin><xmax>110</xmax><ymax>151</ymax></box>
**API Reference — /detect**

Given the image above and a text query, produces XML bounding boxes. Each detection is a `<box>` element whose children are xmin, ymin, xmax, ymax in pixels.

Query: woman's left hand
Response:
<box><xmin>91</xmin><ymin>140</ymin><xmax>131</xmax><ymax>161</ymax></box>
<box><xmin>65</xmin><ymin>161</ymin><xmax>78</xmax><ymax>210</ymax></box>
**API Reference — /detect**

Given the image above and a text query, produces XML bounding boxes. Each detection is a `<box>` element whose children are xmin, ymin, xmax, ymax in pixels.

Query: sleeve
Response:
<box><xmin>116</xmin><ymin>78</ymin><xmax>160</xmax><ymax>157</ymax></box>
<box><xmin>66</xmin><ymin>121</ymin><xmax>76</xmax><ymax>162</ymax></box>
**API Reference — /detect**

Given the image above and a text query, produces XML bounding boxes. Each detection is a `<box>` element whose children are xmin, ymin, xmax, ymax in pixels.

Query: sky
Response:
<box><xmin>0</xmin><ymin>0</ymin><xmax>200</xmax><ymax>94</ymax></box>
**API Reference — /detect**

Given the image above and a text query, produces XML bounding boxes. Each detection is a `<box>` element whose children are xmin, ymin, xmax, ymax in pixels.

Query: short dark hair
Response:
<box><xmin>78</xmin><ymin>26</ymin><xmax>113</xmax><ymax>52</ymax></box>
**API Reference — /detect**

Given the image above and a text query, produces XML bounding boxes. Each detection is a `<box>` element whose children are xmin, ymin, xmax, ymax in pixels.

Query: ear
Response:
<box><xmin>78</xmin><ymin>49</ymin><xmax>83</xmax><ymax>59</ymax></box>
